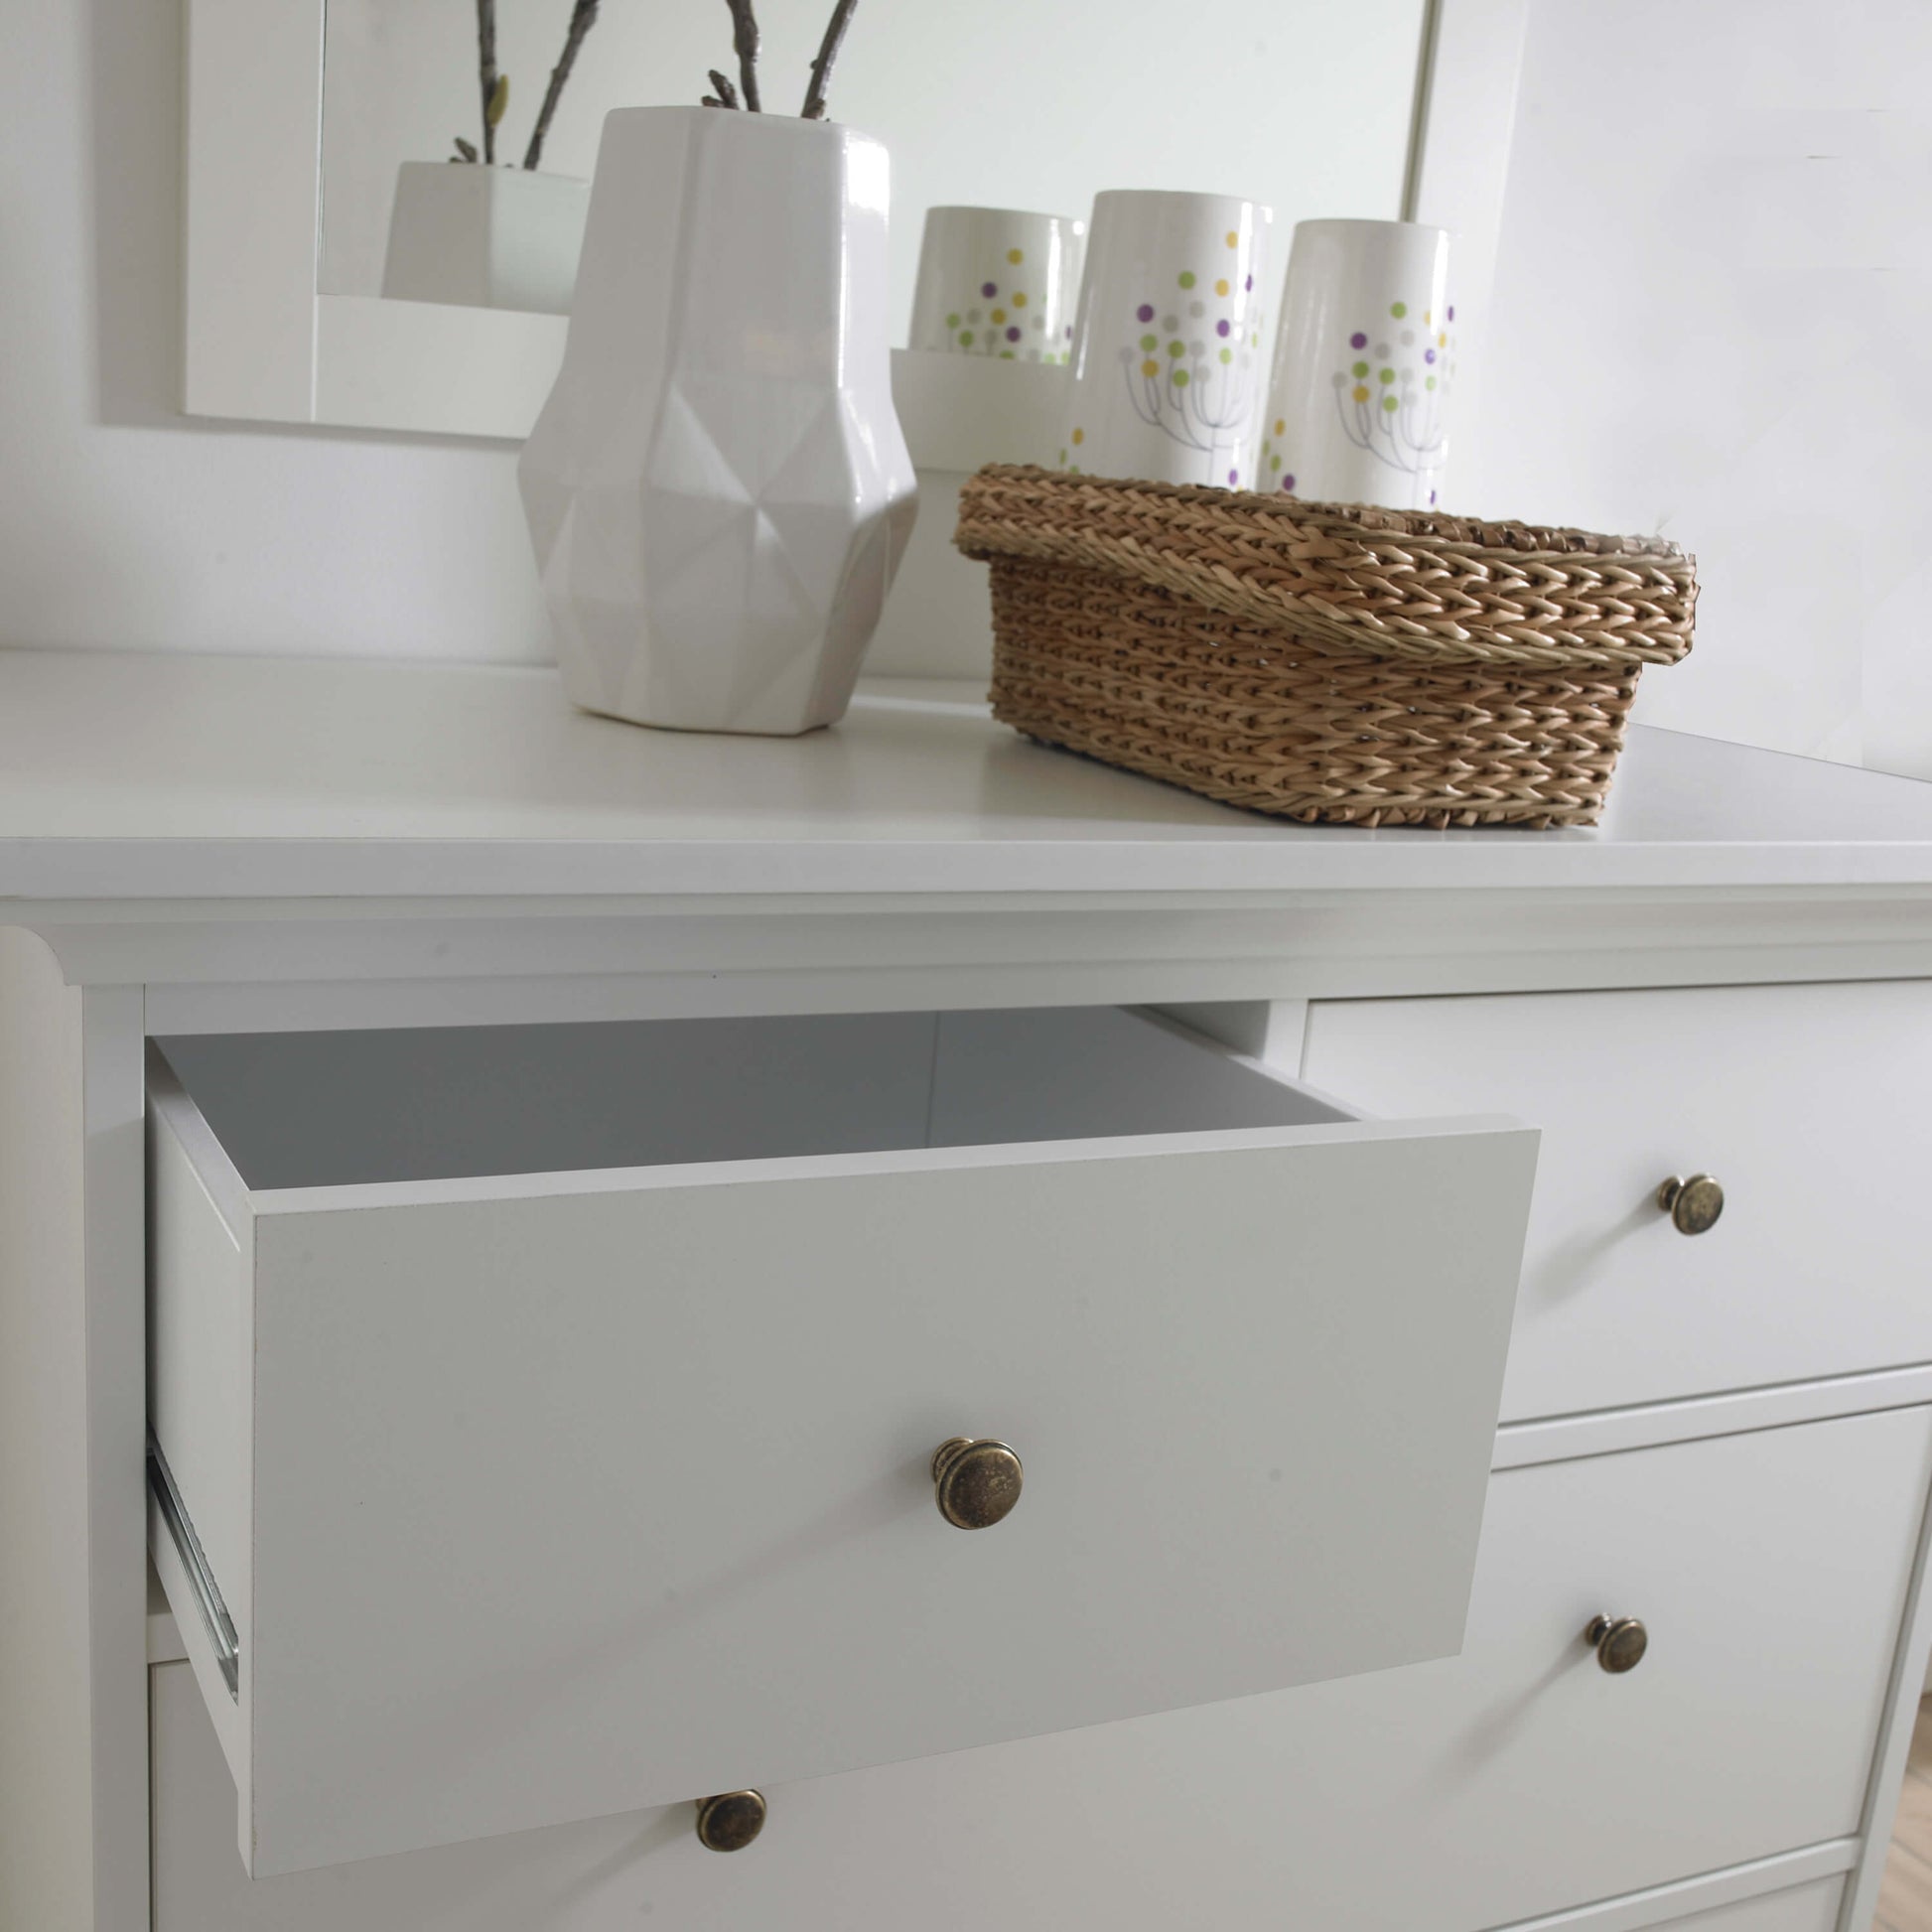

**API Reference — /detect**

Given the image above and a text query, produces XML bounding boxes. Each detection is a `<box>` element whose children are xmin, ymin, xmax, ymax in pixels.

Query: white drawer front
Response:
<box><xmin>151</xmin><ymin>1409</ymin><xmax>1924</xmax><ymax>1929</ymax></box>
<box><xmin>1651</xmin><ymin>1879</ymin><xmax>1845</xmax><ymax>1932</ymax></box>
<box><xmin>1302</xmin><ymin>980</ymin><xmax>1932</xmax><ymax>1419</ymax></box>
<box><xmin>146</xmin><ymin>1007</ymin><xmax>1536</xmax><ymax>1874</ymax></box>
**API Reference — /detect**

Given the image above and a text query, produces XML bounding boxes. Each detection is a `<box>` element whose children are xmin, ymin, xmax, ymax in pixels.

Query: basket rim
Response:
<box><xmin>963</xmin><ymin>464</ymin><xmax>1691</xmax><ymax>562</ymax></box>
<box><xmin>954</xmin><ymin>465</ymin><xmax>1698</xmax><ymax>673</ymax></box>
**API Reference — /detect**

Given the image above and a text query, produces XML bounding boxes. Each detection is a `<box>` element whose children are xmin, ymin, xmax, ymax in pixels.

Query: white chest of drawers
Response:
<box><xmin>8</xmin><ymin>650</ymin><xmax>1932</xmax><ymax>1932</ymax></box>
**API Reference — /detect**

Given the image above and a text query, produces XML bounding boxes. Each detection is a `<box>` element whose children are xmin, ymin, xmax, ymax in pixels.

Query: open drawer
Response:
<box><xmin>146</xmin><ymin>1006</ymin><xmax>1537</xmax><ymax>1875</ymax></box>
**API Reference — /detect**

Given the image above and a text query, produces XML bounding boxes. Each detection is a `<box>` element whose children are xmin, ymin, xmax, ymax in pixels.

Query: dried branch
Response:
<box><xmin>800</xmin><ymin>0</ymin><xmax>859</xmax><ymax>119</ymax></box>
<box><xmin>452</xmin><ymin>135</ymin><xmax>479</xmax><ymax>162</ymax></box>
<box><xmin>522</xmin><ymin>0</ymin><xmax>602</xmax><ymax>170</ymax></box>
<box><xmin>707</xmin><ymin>68</ymin><xmax>742</xmax><ymax>107</ymax></box>
<box><xmin>476</xmin><ymin>0</ymin><xmax>497</xmax><ymax>162</ymax></box>
<box><xmin>726</xmin><ymin>0</ymin><xmax>762</xmax><ymax>111</ymax></box>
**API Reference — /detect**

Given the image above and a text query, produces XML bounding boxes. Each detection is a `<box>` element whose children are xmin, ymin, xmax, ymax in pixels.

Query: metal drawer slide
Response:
<box><xmin>148</xmin><ymin>1428</ymin><xmax>238</xmax><ymax>1699</ymax></box>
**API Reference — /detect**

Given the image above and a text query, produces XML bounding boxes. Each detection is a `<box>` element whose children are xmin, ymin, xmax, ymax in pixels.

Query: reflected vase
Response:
<box><xmin>518</xmin><ymin>107</ymin><xmax>918</xmax><ymax>737</ymax></box>
<box><xmin>381</xmin><ymin>163</ymin><xmax>589</xmax><ymax>318</ymax></box>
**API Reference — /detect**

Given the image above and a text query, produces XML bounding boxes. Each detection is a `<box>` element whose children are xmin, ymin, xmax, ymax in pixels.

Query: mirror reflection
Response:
<box><xmin>319</xmin><ymin>0</ymin><xmax>1427</xmax><ymax>340</ymax></box>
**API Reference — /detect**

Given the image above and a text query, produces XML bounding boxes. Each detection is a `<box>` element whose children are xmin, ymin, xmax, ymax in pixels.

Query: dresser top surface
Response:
<box><xmin>1</xmin><ymin>648</ymin><xmax>1929</xmax><ymax>901</ymax></box>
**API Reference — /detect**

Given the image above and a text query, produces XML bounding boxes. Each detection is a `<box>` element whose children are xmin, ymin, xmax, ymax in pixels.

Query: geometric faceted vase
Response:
<box><xmin>518</xmin><ymin>107</ymin><xmax>919</xmax><ymax>735</ymax></box>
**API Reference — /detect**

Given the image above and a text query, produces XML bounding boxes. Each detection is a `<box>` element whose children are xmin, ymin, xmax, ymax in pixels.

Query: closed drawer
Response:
<box><xmin>1652</xmin><ymin>1881</ymin><xmax>1845</xmax><ymax>1932</ymax></box>
<box><xmin>1302</xmin><ymin>980</ymin><xmax>1932</xmax><ymax>1419</ymax></box>
<box><xmin>151</xmin><ymin>1409</ymin><xmax>1924</xmax><ymax>1930</ymax></box>
<box><xmin>145</xmin><ymin>1005</ymin><xmax>1536</xmax><ymax>1874</ymax></box>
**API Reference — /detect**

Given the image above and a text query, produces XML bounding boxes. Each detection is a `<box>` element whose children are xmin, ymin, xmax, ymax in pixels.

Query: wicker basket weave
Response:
<box><xmin>954</xmin><ymin>466</ymin><xmax>1698</xmax><ymax>828</ymax></box>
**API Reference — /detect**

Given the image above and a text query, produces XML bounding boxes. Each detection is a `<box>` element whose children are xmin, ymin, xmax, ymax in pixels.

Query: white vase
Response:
<box><xmin>1060</xmin><ymin>190</ymin><xmax>1273</xmax><ymax>489</ymax></box>
<box><xmin>380</xmin><ymin>163</ymin><xmax>589</xmax><ymax>317</ymax></box>
<box><xmin>518</xmin><ymin>108</ymin><xmax>918</xmax><ymax>737</ymax></box>
<box><xmin>1255</xmin><ymin>219</ymin><xmax>1454</xmax><ymax>509</ymax></box>
<box><xmin>906</xmin><ymin>207</ymin><xmax>1086</xmax><ymax>364</ymax></box>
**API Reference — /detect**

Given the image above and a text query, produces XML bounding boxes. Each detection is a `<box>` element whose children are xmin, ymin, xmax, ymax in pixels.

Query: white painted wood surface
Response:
<box><xmin>0</xmin><ymin>934</ymin><xmax>150</xmax><ymax>1932</ymax></box>
<box><xmin>1302</xmin><ymin>981</ymin><xmax>1932</xmax><ymax>1420</ymax></box>
<box><xmin>1630</xmin><ymin>1879</ymin><xmax>1843</xmax><ymax>1932</ymax></box>
<box><xmin>76</xmin><ymin>985</ymin><xmax>153</xmax><ymax>1932</ymax></box>
<box><xmin>62</xmin><ymin>884</ymin><xmax>1932</xmax><ymax>1037</ymax></box>
<box><xmin>0</xmin><ymin>932</ymin><xmax>96</xmax><ymax>1929</ymax></box>
<box><xmin>147</xmin><ymin>1006</ymin><xmax>1534</xmax><ymax>1872</ymax></box>
<box><xmin>3</xmin><ymin>647</ymin><xmax>1930</xmax><ymax>1923</ymax></box>
<box><xmin>3</xmin><ymin>652</ymin><xmax>1932</xmax><ymax>903</ymax></box>
<box><xmin>147</xmin><ymin>1071</ymin><xmax>251</xmax><ymax>1790</ymax></box>
<box><xmin>141</xmin><ymin>1339</ymin><xmax>1930</xmax><ymax>1677</ymax></box>
<box><xmin>147</xmin><ymin>1566</ymin><xmax>189</xmax><ymax>1666</ymax></box>
<box><xmin>1505</xmin><ymin>1858</ymin><xmax>1850</xmax><ymax>1932</ymax></box>
<box><xmin>148</xmin><ymin>1410</ymin><xmax>1924</xmax><ymax>1926</ymax></box>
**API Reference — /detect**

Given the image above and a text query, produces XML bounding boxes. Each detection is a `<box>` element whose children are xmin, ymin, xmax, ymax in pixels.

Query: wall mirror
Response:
<box><xmin>183</xmin><ymin>0</ymin><xmax>1523</xmax><ymax>443</ymax></box>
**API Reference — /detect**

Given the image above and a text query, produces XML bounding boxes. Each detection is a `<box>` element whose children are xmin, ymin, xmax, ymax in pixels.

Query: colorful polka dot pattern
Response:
<box><xmin>1261</xmin><ymin>297</ymin><xmax>1458</xmax><ymax>498</ymax></box>
<box><xmin>1078</xmin><ymin>222</ymin><xmax>1263</xmax><ymax>485</ymax></box>
<box><xmin>938</xmin><ymin>246</ymin><xmax>1072</xmax><ymax>363</ymax></box>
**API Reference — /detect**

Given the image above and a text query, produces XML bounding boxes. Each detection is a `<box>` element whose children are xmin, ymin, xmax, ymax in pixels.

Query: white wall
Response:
<box><xmin>0</xmin><ymin>0</ymin><xmax>548</xmax><ymax>663</ymax></box>
<box><xmin>1</xmin><ymin>0</ymin><xmax>1417</xmax><ymax>667</ymax></box>
<box><xmin>1461</xmin><ymin>0</ymin><xmax>1932</xmax><ymax>774</ymax></box>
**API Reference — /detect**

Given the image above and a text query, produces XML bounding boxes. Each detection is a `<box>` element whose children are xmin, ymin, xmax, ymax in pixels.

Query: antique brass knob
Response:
<box><xmin>694</xmin><ymin>1789</ymin><xmax>766</xmax><ymax>1853</ymax></box>
<box><xmin>932</xmin><ymin>1437</ymin><xmax>1024</xmax><ymax>1530</ymax></box>
<box><xmin>1587</xmin><ymin>1614</ymin><xmax>1649</xmax><ymax>1674</ymax></box>
<box><xmin>1657</xmin><ymin>1173</ymin><xmax>1725</xmax><ymax>1235</ymax></box>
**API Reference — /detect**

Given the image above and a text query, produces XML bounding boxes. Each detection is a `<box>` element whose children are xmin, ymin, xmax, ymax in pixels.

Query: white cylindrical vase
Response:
<box><xmin>518</xmin><ymin>108</ymin><xmax>919</xmax><ymax>736</ymax></box>
<box><xmin>906</xmin><ymin>207</ymin><xmax>1085</xmax><ymax>364</ymax></box>
<box><xmin>1256</xmin><ymin>219</ymin><xmax>1455</xmax><ymax>509</ymax></box>
<box><xmin>1059</xmin><ymin>190</ymin><xmax>1273</xmax><ymax>489</ymax></box>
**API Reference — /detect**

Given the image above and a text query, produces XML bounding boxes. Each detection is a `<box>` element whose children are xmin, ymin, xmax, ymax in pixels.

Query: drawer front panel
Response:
<box><xmin>1650</xmin><ymin>1880</ymin><xmax>1845</xmax><ymax>1932</ymax></box>
<box><xmin>1302</xmin><ymin>980</ymin><xmax>1932</xmax><ymax>1419</ymax></box>
<box><xmin>151</xmin><ymin>1409</ymin><xmax>1927</xmax><ymax>1929</ymax></box>
<box><xmin>147</xmin><ymin>1009</ymin><xmax>1536</xmax><ymax>1874</ymax></box>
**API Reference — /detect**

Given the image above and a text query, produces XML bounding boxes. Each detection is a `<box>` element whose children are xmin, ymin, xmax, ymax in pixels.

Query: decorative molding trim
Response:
<box><xmin>1496</xmin><ymin>1363</ymin><xmax>1932</xmax><ymax>1470</ymax></box>
<box><xmin>30</xmin><ymin>885</ymin><xmax>1932</xmax><ymax>1000</ymax></box>
<box><xmin>1494</xmin><ymin>1840</ymin><xmax>1856</xmax><ymax>1931</ymax></box>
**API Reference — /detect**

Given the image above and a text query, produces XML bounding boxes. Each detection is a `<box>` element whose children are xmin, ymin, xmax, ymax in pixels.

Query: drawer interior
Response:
<box><xmin>154</xmin><ymin>1006</ymin><xmax>1351</xmax><ymax>1189</ymax></box>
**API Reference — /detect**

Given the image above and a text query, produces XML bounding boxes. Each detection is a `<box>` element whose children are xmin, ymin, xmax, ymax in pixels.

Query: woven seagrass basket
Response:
<box><xmin>954</xmin><ymin>466</ymin><xmax>1698</xmax><ymax>828</ymax></box>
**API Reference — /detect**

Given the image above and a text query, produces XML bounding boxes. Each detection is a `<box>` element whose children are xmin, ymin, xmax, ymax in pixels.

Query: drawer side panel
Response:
<box><xmin>147</xmin><ymin>1095</ymin><xmax>253</xmax><ymax>1797</ymax></box>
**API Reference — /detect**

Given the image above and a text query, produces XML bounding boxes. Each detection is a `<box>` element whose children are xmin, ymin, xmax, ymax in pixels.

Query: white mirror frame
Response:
<box><xmin>182</xmin><ymin>0</ymin><xmax>1527</xmax><ymax>447</ymax></box>
<box><xmin>183</xmin><ymin>0</ymin><xmax>565</xmax><ymax>438</ymax></box>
